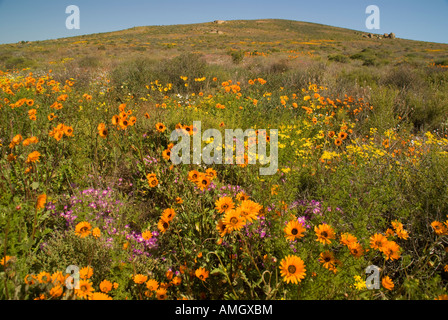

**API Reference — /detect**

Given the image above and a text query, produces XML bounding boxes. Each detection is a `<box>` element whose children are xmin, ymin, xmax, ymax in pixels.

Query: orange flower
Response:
<box><xmin>215</xmin><ymin>197</ymin><xmax>234</xmax><ymax>213</ymax></box>
<box><xmin>133</xmin><ymin>274</ymin><xmax>148</xmax><ymax>284</ymax></box>
<box><xmin>370</xmin><ymin>233</ymin><xmax>388</xmax><ymax>252</ymax></box>
<box><xmin>141</xmin><ymin>229</ymin><xmax>152</xmax><ymax>240</ymax></box>
<box><xmin>314</xmin><ymin>224</ymin><xmax>336</xmax><ymax>245</ymax></box>
<box><xmin>162</xmin><ymin>149</ymin><xmax>171</xmax><ymax>161</ymax></box>
<box><xmin>63</xmin><ymin>125</ymin><xmax>74</xmax><ymax>137</ymax></box>
<box><xmin>36</xmin><ymin>194</ymin><xmax>47</xmax><ymax>210</ymax></box>
<box><xmin>22</xmin><ymin>136</ymin><xmax>39</xmax><ymax>147</ymax></box>
<box><xmin>382</xmin><ymin>276</ymin><xmax>394</xmax><ymax>290</ymax></box>
<box><xmin>196</xmin><ymin>174</ymin><xmax>211</xmax><ymax>190</ymax></box>
<box><xmin>10</xmin><ymin>134</ymin><xmax>23</xmax><ymax>148</ymax></box>
<box><xmin>334</xmin><ymin>138</ymin><xmax>343</xmax><ymax>146</ymax></box>
<box><xmin>195</xmin><ymin>267</ymin><xmax>209</xmax><ymax>281</ymax></box>
<box><xmin>26</xmin><ymin>151</ymin><xmax>41</xmax><ymax>163</ymax></box>
<box><xmin>75</xmin><ymin>222</ymin><xmax>92</xmax><ymax>238</ymax></box>
<box><xmin>338</xmin><ymin>132</ymin><xmax>348</xmax><ymax>140</ymax></box>
<box><xmin>99</xmin><ymin>280</ymin><xmax>113</xmax><ymax>293</ymax></box>
<box><xmin>92</xmin><ymin>227</ymin><xmax>101</xmax><ymax>238</ymax></box>
<box><xmin>148</xmin><ymin>177</ymin><xmax>158</xmax><ymax>188</ymax></box>
<box><xmin>155</xmin><ymin>123</ymin><xmax>166</xmax><ymax>133</ymax></box>
<box><xmin>383</xmin><ymin>241</ymin><xmax>401</xmax><ymax>261</ymax></box>
<box><xmin>431</xmin><ymin>221</ymin><xmax>448</xmax><ymax>235</ymax></box>
<box><xmin>162</xmin><ymin>208</ymin><xmax>176</xmax><ymax>222</ymax></box>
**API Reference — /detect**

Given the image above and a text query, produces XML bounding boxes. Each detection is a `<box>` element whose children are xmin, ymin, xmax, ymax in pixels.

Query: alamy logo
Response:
<box><xmin>65</xmin><ymin>265</ymin><xmax>80</xmax><ymax>289</ymax></box>
<box><xmin>365</xmin><ymin>265</ymin><xmax>380</xmax><ymax>289</ymax></box>
<box><xmin>365</xmin><ymin>5</ymin><xmax>380</xmax><ymax>30</ymax></box>
<box><xmin>66</xmin><ymin>5</ymin><xmax>80</xmax><ymax>30</ymax></box>
<box><xmin>169</xmin><ymin>121</ymin><xmax>278</xmax><ymax>175</ymax></box>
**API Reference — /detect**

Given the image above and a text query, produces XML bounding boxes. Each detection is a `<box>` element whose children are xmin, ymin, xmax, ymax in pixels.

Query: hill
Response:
<box><xmin>1</xmin><ymin>19</ymin><xmax>447</xmax><ymax>72</ymax></box>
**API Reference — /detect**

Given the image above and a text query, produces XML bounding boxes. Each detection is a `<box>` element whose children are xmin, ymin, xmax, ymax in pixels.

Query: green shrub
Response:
<box><xmin>3</xmin><ymin>56</ymin><xmax>36</xmax><ymax>70</ymax></box>
<box><xmin>328</xmin><ymin>54</ymin><xmax>349</xmax><ymax>63</ymax></box>
<box><xmin>110</xmin><ymin>57</ymin><xmax>159</xmax><ymax>98</ymax></box>
<box><xmin>230</xmin><ymin>50</ymin><xmax>245</xmax><ymax>64</ymax></box>
<box><xmin>157</xmin><ymin>52</ymin><xmax>209</xmax><ymax>92</ymax></box>
<box><xmin>77</xmin><ymin>55</ymin><xmax>101</xmax><ymax>69</ymax></box>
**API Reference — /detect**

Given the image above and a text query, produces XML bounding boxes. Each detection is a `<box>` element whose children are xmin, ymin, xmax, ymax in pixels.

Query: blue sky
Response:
<box><xmin>0</xmin><ymin>0</ymin><xmax>447</xmax><ymax>44</ymax></box>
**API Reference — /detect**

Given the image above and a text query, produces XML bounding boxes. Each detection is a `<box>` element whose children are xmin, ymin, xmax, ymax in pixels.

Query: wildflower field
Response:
<box><xmin>1</xmin><ymin>19</ymin><xmax>448</xmax><ymax>301</ymax></box>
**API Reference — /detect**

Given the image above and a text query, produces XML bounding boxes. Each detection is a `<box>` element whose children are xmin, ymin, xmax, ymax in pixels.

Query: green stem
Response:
<box><xmin>30</xmin><ymin>206</ymin><xmax>38</xmax><ymax>243</ymax></box>
<box><xmin>209</xmin><ymin>251</ymin><xmax>239</xmax><ymax>299</ymax></box>
<box><xmin>3</xmin><ymin>218</ymin><xmax>10</xmax><ymax>300</ymax></box>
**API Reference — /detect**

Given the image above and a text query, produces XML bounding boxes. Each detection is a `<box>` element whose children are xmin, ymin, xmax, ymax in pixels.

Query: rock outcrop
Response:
<box><xmin>363</xmin><ymin>32</ymin><xmax>396</xmax><ymax>40</ymax></box>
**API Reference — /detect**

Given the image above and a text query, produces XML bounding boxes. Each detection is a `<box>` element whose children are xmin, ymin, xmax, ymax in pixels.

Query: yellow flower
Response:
<box><xmin>353</xmin><ymin>275</ymin><xmax>366</xmax><ymax>290</ymax></box>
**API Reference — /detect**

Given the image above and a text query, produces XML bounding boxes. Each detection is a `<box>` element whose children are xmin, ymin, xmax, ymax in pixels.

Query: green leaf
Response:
<box><xmin>31</xmin><ymin>182</ymin><xmax>39</xmax><ymax>190</ymax></box>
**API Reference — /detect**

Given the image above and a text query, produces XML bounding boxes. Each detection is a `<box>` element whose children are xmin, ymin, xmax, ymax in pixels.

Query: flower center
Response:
<box><xmin>230</xmin><ymin>217</ymin><xmax>238</xmax><ymax>225</ymax></box>
<box><xmin>321</xmin><ymin>231</ymin><xmax>328</xmax><ymax>238</ymax></box>
<box><xmin>287</xmin><ymin>265</ymin><xmax>297</xmax><ymax>274</ymax></box>
<box><xmin>291</xmin><ymin>228</ymin><xmax>298</xmax><ymax>235</ymax></box>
